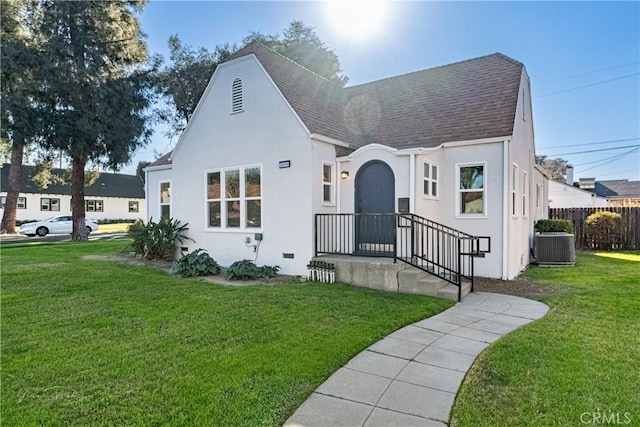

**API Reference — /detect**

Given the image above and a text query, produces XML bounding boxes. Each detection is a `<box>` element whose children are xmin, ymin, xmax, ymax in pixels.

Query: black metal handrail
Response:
<box><xmin>315</xmin><ymin>213</ymin><xmax>490</xmax><ymax>301</ymax></box>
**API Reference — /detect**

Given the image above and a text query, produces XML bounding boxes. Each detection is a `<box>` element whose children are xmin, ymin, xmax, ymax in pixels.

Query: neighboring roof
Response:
<box><xmin>225</xmin><ymin>42</ymin><xmax>524</xmax><ymax>149</ymax></box>
<box><xmin>148</xmin><ymin>151</ymin><xmax>172</xmax><ymax>167</ymax></box>
<box><xmin>588</xmin><ymin>180</ymin><xmax>640</xmax><ymax>199</ymax></box>
<box><xmin>0</xmin><ymin>164</ymin><xmax>145</xmax><ymax>198</ymax></box>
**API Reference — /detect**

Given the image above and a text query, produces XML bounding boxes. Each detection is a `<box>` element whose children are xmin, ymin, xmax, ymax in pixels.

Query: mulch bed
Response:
<box><xmin>473</xmin><ymin>276</ymin><xmax>556</xmax><ymax>298</ymax></box>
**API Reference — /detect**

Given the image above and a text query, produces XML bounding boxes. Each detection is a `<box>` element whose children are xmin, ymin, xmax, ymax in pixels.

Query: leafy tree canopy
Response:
<box><xmin>157</xmin><ymin>21</ymin><xmax>347</xmax><ymax>137</ymax></box>
<box><xmin>536</xmin><ymin>155</ymin><xmax>570</xmax><ymax>182</ymax></box>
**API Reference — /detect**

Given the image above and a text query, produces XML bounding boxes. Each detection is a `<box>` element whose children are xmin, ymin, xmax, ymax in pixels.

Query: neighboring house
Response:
<box><xmin>548</xmin><ymin>180</ymin><xmax>608</xmax><ymax>208</ymax></box>
<box><xmin>0</xmin><ymin>164</ymin><xmax>146</xmax><ymax>222</ymax></box>
<box><xmin>146</xmin><ymin>42</ymin><xmax>548</xmax><ymax>280</ymax></box>
<box><xmin>577</xmin><ymin>178</ymin><xmax>640</xmax><ymax>207</ymax></box>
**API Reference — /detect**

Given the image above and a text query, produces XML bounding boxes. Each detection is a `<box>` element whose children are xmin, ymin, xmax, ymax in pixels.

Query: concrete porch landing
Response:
<box><xmin>284</xmin><ymin>292</ymin><xmax>549</xmax><ymax>427</ymax></box>
<box><xmin>313</xmin><ymin>255</ymin><xmax>471</xmax><ymax>301</ymax></box>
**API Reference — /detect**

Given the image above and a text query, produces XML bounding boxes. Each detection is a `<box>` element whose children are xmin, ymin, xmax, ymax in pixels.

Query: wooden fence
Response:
<box><xmin>548</xmin><ymin>207</ymin><xmax>640</xmax><ymax>250</ymax></box>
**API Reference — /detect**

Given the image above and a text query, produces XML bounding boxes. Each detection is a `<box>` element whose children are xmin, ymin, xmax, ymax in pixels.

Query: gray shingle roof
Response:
<box><xmin>1</xmin><ymin>164</ymin><xmax>145</xmax><ymax>198</ymax></box>
<box><xmin>226</xmin><ymin>42</ymin><xmax>524</xmax><ymax>149</ymax></box>
<box><xmin>148</xmin><ymin>151</ymin><xmax>172</xmax><ymax>167</ymax></box>
<box><xmin>592</xmin><ymin>180</ymin><xmax>640</xmax><ymax>198</ymax></box>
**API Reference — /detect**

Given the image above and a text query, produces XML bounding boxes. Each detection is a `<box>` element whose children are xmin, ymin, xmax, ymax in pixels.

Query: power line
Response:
<box><xmin>540</xmin><ymin>144</ymin><xmax>640</xmax><ymax>157</ymax></box>
<box><xmin>535</xmin><ymin>61</ymin><xmax>639</xmax><ymax>85</ymax></box>
<box><xmin>538</xmin><ymin>137</ymin><xmax>639</xmax><ymax>151</ymax></box>
<box><xmin>575</xmin><ymin>147</ymin><xmax>640</xmax><ymax>174</ymax></box>
<box><xmin>534</xmin><ymin>73</ymin><xmax>639</xmax><ymax>98</ymax></box>
<box><xmin>572</xmin><ymin>146</ymin><xmax>640</xmax><ymax>167</ymax></box>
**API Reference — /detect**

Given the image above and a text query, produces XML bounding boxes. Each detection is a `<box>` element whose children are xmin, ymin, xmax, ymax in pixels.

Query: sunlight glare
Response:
<box><xmin>326</xmin><ymin>1</ymin><xmax>388</xmax><ymax>41</ymax></box>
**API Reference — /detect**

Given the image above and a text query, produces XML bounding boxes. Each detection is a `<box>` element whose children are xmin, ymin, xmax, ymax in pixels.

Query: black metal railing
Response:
<box><xmin>315</xmin><ymin>213</ymin><xmax>490</xmax><ymax>301</ymax></box>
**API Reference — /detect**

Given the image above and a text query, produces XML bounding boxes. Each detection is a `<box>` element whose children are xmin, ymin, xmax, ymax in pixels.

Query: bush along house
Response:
<box><xmin>146</xmin><ymin>42</ymin><xmax>549</xmax><ymax>300</ymax></box>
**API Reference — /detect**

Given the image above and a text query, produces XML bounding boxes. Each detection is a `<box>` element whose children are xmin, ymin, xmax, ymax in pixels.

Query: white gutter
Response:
<box><xmin>409</xmin><ymin>154</ymin><xmax>416</xmax><ymax>212</ymax></box>
<box><xmin>310</xmin><ymin>133</ymin><xmax>351</xmax><ymax>148</ymax></box>
<box><xmin>502</xmin><ymin>140</ymin><xmax>510</xmax><ymax>280</ymax></box>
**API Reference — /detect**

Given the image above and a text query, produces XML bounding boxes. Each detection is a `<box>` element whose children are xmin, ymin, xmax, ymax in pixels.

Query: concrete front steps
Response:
<box><xmin>312</xmin><ymin>255</ymin><xmax>471</xmax><ymax>301</ymax></box>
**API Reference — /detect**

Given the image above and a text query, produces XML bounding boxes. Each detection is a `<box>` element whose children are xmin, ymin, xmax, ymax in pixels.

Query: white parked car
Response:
<box><xmin>19</xmin><ymin>215</ymin><xmax>99</xmax><ymax>237</ymax></box>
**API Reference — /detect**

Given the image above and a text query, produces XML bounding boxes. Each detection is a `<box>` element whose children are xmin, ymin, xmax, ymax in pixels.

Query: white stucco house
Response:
<box><xmin>548</xmin><ymin>180</ymin><xmax>609</xmax><ymax>208</ymax></box>
<box><xmin>1</xmin><ymin>164</ymin><xmax>146</xmax><ymax>223</ymax></box>
<box><xmin>146</xmin><ymin>42</ymin><xmax>548</xmax><ymax>281</ymax></box>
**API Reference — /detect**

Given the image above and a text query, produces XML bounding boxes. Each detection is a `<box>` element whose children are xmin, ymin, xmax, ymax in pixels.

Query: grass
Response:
<box><xmin>0</xmin><ymin>240</ymin><xmax>453</xmax><ymax>426</ymax></box>
<box><xmin>94</xmin><ymin>223</ymin><xmax>132</xmax><ymax>234</ymax></box>
<box><xmin>451</xmin><ymin>251</ymin><xmax>640</xmax><ymax>426</ymax></box>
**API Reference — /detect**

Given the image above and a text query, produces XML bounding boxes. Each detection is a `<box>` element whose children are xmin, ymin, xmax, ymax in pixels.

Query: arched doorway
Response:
<box><xmin>354</xmin><ymin>160</ymin><xmax>395</xmax><ymax>254</ymax></box>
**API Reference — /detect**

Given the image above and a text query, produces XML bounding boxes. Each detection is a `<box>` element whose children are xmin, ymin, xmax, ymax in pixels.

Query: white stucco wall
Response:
<box><xmin>166</xmin><ymin>54</ymin><xmax>316</xmax><ymax>275</ymax></box>
<box><xmin>548</xmin><ymin>180</ymin><xmax>608</xmax><ymax>208</ymax></box>
<box><xmin>1</xmin><ymin>192</ymin><xmax>145</xmax><ymax>222</ymax></box>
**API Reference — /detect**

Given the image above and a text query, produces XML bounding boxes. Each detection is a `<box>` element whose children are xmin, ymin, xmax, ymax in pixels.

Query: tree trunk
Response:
<box><xmin>0</xmin><ymin>138</ymin><xmax>25</xmax><ymax>234</ymax></box>
<box><xmin>70</xmin><ymin>155</ymin><xmax>88</xmax><ymax>241</ymax></box>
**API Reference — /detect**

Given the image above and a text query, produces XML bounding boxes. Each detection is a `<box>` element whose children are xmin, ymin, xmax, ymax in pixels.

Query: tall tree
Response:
<box><xmin>0</xmin><ymin>0</ymin><xmax>40</xmax><ymax>233</ymax></box>
<box><xmin>156</xmin><ymin>36</ymin><xmax>229</xmax><ymax>138</ymax></box>
<box><xmin>251</xmin><ymin>21</ymin><xmax>348</xmax><ymax>86</ymax></box>
<box><xmin>158</xmin><ymin>21</ymin><xmax>347</xmax><ymax>138</ymax></box>
<box><xmin>536</xmin><ymin>155</ymin><xmax>570</xmax><ymax>182</ymax></box>
<box><xmin>33</xmin><ymin>0</ymin><xmax>155</xmax><ymax>240</ymax></box>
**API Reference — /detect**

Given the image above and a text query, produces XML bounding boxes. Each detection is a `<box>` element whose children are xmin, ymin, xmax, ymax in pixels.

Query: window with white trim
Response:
<box><xmin>512</xmin><ymin>164</ymin><xmax>519</xmax><ymax>217</ymax></box>
<box><xmin>1</xmin><ymin>196</ymin><xmax>26</xmax><ymax>209</ymax></box>
<box><xmin>231</xmin><ymin>78</ymin><xmax>243</xmax><ymax>113</ymax></box>
<box><xmin>206</xmin><ymin>165</ymin><xmax>261</xmax><ymax>229</ymax></box>
<box><xmin>41</xmin><ymin>198</ymin><xmax>60</xmax><ymax>211</ymax></box>
<box><xmin>522</xmin><ymin>171</ymin><xmax>528</xmax><ymax>217</ymax></box>
<box><xmin>322</xmin><ymin>163</ymin><xmax>334</xmax><ymax>204</ymax></box>
<box><xmin>423</xmin><ymin>161</ymin><xmax>439</xmax><ymax>198</ymax></box>
<box><xmin>458</xmin><ymin>163</ymin><xmax>485</xmax><ymax>215</ymax></box>
<box><xmin>129</xmin><ymin>201</ymin><xmax>139</xmax><ymax>213</ymax></box>
<box><xmin>85</xmin><ymin>200</ymin><xmax>103</xmax><ymax>212</ymax></box>
<box><xmin>536</xmin><ymin>183</ymin><xmax>542</xmax><ymax>209</ymax></box>
<box><xmin>160</xmin><ymin>181</ymin><xmax>171</xmax><ymax>219</ymax></box>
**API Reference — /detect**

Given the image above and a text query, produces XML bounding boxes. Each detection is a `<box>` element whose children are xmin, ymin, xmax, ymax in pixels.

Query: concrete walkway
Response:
<box><xmin>284</xmin><ymin>292</ymin><xmax>549</xmax><ymax>427</ymax></box>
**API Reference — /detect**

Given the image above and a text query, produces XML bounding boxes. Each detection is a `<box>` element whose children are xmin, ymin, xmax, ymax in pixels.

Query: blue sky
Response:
<box><xmin>129</xmin><ymin>1</ymin><xmax>640</xmax><ymax>182</ymax></box>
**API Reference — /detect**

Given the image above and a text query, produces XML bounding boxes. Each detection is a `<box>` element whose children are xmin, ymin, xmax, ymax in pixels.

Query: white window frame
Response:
<box><xmin>512</xmin><ymin>163</ymin><xmax>519</xmax><ymax>218</ymax></box>
<box><xmin>522</xmin><ymin>171</ymin><xmax>528</xmax><ymax>218</ymax></box>
<box><xmin>1</xmin><ymin>196</ymin><xmax>26</xmax><ymax>209</ymax></box>
<box><xmin>204</xmin><ymin>164</ymin><xmax>262</xmax><ymax>232</ymax></box>
<box><xmin>231</xmin><ymin>77</ymin><xmax>244</xmax><ymax>114</ymax></box>
<box><xmin>322</xmin><ymin>162</ymin><xmax>335</xmax><ymax>206</ymax></box>
<box><xmin>41</xmin><ymin>197</ymin><xmax>60</xmax><ymax>212</ymax></box>
<box><xmin>536</xmin><ymin>183</ymin><xmax>543</xmax><ymax>209</ymax></box>
<box><xmin>159</xmin><ymin>181</ymin><xmax>171</xmax><ymax>220</ymax></box>
<box><xmin>456</xmin><ymin>162</ymin><xmax>487</xmax><ymax>218</ymax></box>
<box><xmin>85</xmin><ymin>199</ymin><xmax>104</xmax><ymax>212</ymax></box>
<box><xmin>423</xmin><ymin>160</ymin><xmax>439</xmax><ymax>199</ymax></box>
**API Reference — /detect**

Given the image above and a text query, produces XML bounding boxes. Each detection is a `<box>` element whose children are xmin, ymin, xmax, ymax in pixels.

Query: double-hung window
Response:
<box><xmin>457</xmin><ymin>163</ymin><xmax>485</xmax><ymax>216</ymax></box>
<box><xmin>41</xmin><ymin>198</ymin><xmax>60</xmax><ymax>211</ymax></box>
<box><xmin>1</xmin><ymin>196</ymin><xmax>26</xmax><ymax>209</ymax></box>
<box><xmin>85</xmin><ymin>200</ymin><xmax>103</xmax><ymax>212</ymax></box>
<box><xmin>423</xmin><ymin>161</ymin><xmax>439</xmax><ymax>198</ymax></box>
<box><xmin>522</xmin><ymin>171</ymin><xmax>528</xmax><ymax>217</ymax></box>
<box><xmin>160</xmin><ymin>182</ymin><xmax>171</xmax><ymax>219</ymax></box>
<box><xmin>322</xmin><ymin>163</ymin><xmax>335</xmax><ymax>205</ymax></box>
<box><xmin>512</xmin><ymin>164</ymin><xmax>519</xmax><ymax>217</ymax></box>
<box><xmin>206</xmin><ymin>165</ymin><xmax>261</xmax><ymax>229</ymax></box>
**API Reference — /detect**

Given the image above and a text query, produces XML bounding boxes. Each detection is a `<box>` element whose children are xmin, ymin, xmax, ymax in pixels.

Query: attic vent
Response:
<box><xmin>231</xmin><ymin>78</ymin><xmax>243</xmax><ymax>113</ymax></box>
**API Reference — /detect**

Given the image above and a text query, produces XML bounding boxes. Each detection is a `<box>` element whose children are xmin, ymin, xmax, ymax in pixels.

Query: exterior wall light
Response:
<box><xmin>341</xmin><ymin>171</ymin><xmax>349</xmax><ymax>180</ymax></box>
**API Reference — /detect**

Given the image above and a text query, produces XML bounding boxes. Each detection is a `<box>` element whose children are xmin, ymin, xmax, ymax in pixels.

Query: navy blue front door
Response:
<box><xmin>355</xmin><ymin>160</ymin><xmax>395</xmax><ymax>254</ymax></box>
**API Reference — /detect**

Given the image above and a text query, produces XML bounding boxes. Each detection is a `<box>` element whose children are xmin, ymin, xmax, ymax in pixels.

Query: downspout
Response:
<box><xmin>502</xmin><ymin>140</ymin><xmax>510</xmax><ymax>280</ymax></box>
<box><xmin>409</xmin><ymin>154</ymin><xmax>416</xmax><ymax>213</ymax></box>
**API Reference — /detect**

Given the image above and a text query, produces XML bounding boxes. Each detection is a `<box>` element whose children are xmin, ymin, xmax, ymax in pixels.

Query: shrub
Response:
<box><xmin>97</xmin><ymin>219</ymin><xmax>137</xmax><ymax>225</ymax></box>
<box><xmin>226</xmin><ymin>260</ymin><xmax>280</xmax><ymax>280</ymax></box>
<box><xmin>127</xmin><ymin>217</ymin><xmax>192</xmax><ymax>261</ymax></box>
<box><xmin>534</xmin><ymin>219</ymin><xmax>574</xmax><ymax>233</ymax></box>
<box><xmin>172</xmin><ymin>249</ymin><xmax>221</xmax><ymax>277</ymax></box>
<box><xmin>585</xmin><ymin>211</ymin><xmax>623</xmax><ymax>250</ymax></box>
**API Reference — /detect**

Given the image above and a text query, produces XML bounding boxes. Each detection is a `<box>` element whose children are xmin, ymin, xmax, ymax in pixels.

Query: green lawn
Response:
<box><xmin>451</xmin><ymin>251</ymin><xmax>640</xmax><ymax>426</ymax></box>
<box><xmin>0</xmin><ymin>240</ymin><xmax>452</xmax><ymax>426</ymax></box>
